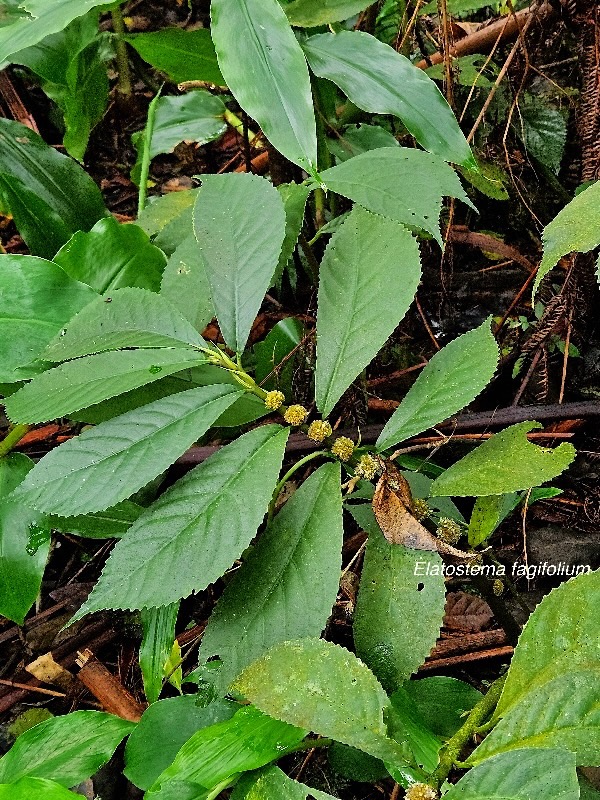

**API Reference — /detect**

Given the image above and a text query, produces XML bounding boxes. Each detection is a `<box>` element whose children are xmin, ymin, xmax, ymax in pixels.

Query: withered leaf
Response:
<box><xmin>444</xmin><ymin>591</ymin><xmax>494</xmax><ymax>632</ymax></box>
<box><xmin>372</xmin><ymin>460</ymin><xmax>476</xmax><ymax>559</ymax></box>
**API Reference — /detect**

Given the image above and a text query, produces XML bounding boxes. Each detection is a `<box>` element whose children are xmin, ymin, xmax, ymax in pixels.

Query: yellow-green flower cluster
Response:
<box><xmin>284</xmin><ymin>404</ymin><xmax>308</xmax><ymax>426</ymax></box>
<box><xmin>331</xmin><ymin>436</ymin><xmax>355</xmax><ymax>462</ymax></box>
<box><xmin>264</xmin><ymin>390</ymin><xmax>285</xmax><ymax>411</ymax></box>
<box><xmin>412</xmin><ymin>498</ymin><xmax>432</xmax><ymax>521</ymax></box>
<box><xmin>493</xmin><ymin>579</ymin><xmax>505</xmax><ymax>596</ymax></box>
<box><xmin>307</xmin><ymin>419</ymin><xmax>332</xmax><ymax>443</ymax></box>
<box><xmin>436</xmin><ymin>517</ymin><xmax>462</xmax><ymax>545</ymax></box>
<box><xmin>405</xmin><ymin>784</ymin><xmax>438</xmax><ymax>800</ymax></box>
<box><xmin>354</xmin><ymin>454</ymin><xmax>379</xmax><ymax>481</ymax></box>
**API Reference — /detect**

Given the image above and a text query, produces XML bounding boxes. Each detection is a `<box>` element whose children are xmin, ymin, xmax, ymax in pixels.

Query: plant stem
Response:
<box><xmin>267</xmin><ymin>450</ymin><xmax>329</xmax><ymax>522</ymax></box>
<box><xmin>223</xmin><ymin>109</ymin><xmax>261</xmax><ymax>146</ymax></box>
<box><xmin>137</xmin><ymin>88</ymin><xmax>162</xmax><ymax>216</ymax></box>
<box><xmin>111</xmin><ymin>6</ymin><xmax>132</xmax><ymax>97</ymax></box>
<box><xmin>431</xmin><ymin>674</ymin><xmax>506</xmax><ymax>787</ymax></box>
<box><xmin>286</xmin><ymin>737</ymin><xmax>334</xmax><ymax>755</ymax></box>
<box><xmin>0</xmin><ymin>424</ymin><xmax>31</xmax><ymax>458</ymax></box>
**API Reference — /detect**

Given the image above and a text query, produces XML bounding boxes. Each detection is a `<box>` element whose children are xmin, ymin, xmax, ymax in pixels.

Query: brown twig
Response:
<box><xmin>76</xmin><ymin>650</ymin><xmax>146</xmax><ymax>722</ymax></box>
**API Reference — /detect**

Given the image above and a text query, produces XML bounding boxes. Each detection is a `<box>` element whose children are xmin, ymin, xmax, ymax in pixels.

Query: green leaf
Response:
<box><xmin>11</xmin><ymin>12</ymin><xmax>110</xmax><ymax>160</ymax></box>
<box><xmin>132</xmin><ymin>91</ymin><xmax>227</xmax><ymax>184</ymax></box>
<box><xmin>147</xmin><ymin>706</ymin><xmax>306</xmax><ymax>798</ymax></box>
<box><xmin>44</xmin><ymin>288</ymin><xmax>205</xmax><ymax>362</ymax></box>
<box><xmin>0</xmin><ymin>453</ymin><xmax>49</xmax><ymax>624</ymax></box>
<box><xmin>328</xmin><ymin>743</ymin><xmax>388</xmax><ymax>783</ymax></box>
<box><xmin>53</xmin><ymin>216</ymin><xmax>167</xmax><ymax>293</ymax></box>
<box><xmin>71</xmin><ymin>425</ymin><xmax>289</xmax><ymax>613</ymax></box>
<box><xmin>0</xmin><ymin>254</ymin><xmax>97</xmax><ymax>382</ymax></box>
<box><xmin>327</xmin><ymin>123</ymin><xmax>399</xmax><ymax>163</ymax></box>
<box><xmin>48</xmin><ymin>500</ymin><xmax>143</xmax><ymax>539</ymax></box>
<box><xmin>467</xmin><ymin>493</ymin><xmax>520</xmax><ymax>547</ymax></box>
<box><xmin>430</xmin><ymin>421</ymin><xmax>576</xmax><ymax>497</ymax></box>
<box><xmin>518</xmin><ymin>96</ymin><xmax>567</xmax><ymax>175</ymax></box>
<box><xmin>4</xmin><ymin>348</ymin><xmax>207</xmax><ymax>424</ymax></box>
<box><xmin>404</xmin><ymin>677</ymin><xmax>482</xmax><ymax>739</ymax></box>
<box><xmin>471</xmin><ymin>670</ymin><xmax>600</xmax><ymax>764</ymax></box>
<box><xmin>13</xmin><ymin>384</ymin><xmax>242</xmax><ymax>516</ymax></box>
<box><xmin>377</xmin><ymin>321</ymin><xmax>499</xmax><ymax>451</ymax></box>
<box><xmin>534</xmin><ymin>181</ymin><xmax>600</xmax><ymax>295</ymax></box>
<box><xmin>319</xmin><ymin>148</ymin><xmax>474</xmax><ymax>244</ymax></box>
<box><xmin>193</xmin><ymin>173</ymin><xmax>286</xmax><ymax>352</ymax></box>
<box><xmin>0</xmin><ymin>118</ymin><xmax>108</xmax><ymax>258</ymax></box>
<box><xmin>353</xmin><ymin>511</ymin><xmax>445</xmax><ymax>692</ymax></box>
<box><xmin>125</xmin><ymin>28</ymin><xmax>224</xmax><ymax>85</ymax></box>
<box><xmin>137</xmin><ymin>188</ymin><xmax>198</xmax><ymax>247</ymax></box>
<box><xmin>0</xmin><ymin>0</ymin><xmax>114</xmax><ymax>64</ymax></box>
<box><xmin>495</xmin><ymin>571</ymin><xmax>600</xmax><ymax>718</ymax></box>
<box><xmin>232</xmin><ymin>638</ymin><xmax>411</xmax><ymax>768</ymax></box>
<box><xmin>316</xmin><ymin>206</ymin><xmax>421</xmax><ymax>416</ymax></box>
<box><xmin>124</xmin><ymin>696</ymin><xmax>236</xmax><ymax>790</ymax></box>
<box><xmin>275</xmin><ymin>182</ymin><xmax>312</xmax><ymax>285</ymax></box>
<box><xmin>444</xmin><ymin>748</ymin><xmax>579</xmax><ymax>800</ymax></box>
<box><xmin>303</xmin><ymin>31</ymin><xmax>473</xmax><ymax>166</ymax></box>
<box><xmin>140</xmin><ymin>602</ymin><xmax>180</xmax><ymax>705</ymax></box>
<box><xmin>254</xmin><ymin>317</ymin><xmax>304</xmax><ymax>393</ymax></box>
<box><xmin>387</xmin><ymin>688</ymin><xmax>442</xmax><ymax>772</ymax></box>
<box><xmin>0</xmin><ymin>777</ymin><xmax>81</xmax><ymax>799</ymax></box>
<box><xmin>160</xmin><ymin>236</ymin><xmax>214</xmax><ymax>334</ymax></box>
<box><xmin>285</xmin><ymin>0</ymin><xmax>372</xmax><ymax>26</ymax></box>
<box><xmin>198</xmin><ymin>463</ymin><xmax>343</xmax><ymax>691</ymax></box>
<box><xmin>211</xmin><ymin>0</ymin><xmax>317</xmax><ymax>172</ymax></box>
<box><xmin>0</xmin><ymin>710</ymin><xmax>134</xmax><ymax>786</ymax></box>
<box><xmin>231</xmin><ymin>766</ymin><xmax>338</xmax><ymax>800</ymax></box>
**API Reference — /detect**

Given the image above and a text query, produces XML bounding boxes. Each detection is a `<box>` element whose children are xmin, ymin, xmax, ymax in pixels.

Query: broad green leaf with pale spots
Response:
<box><xmin>377</xmin><ymin>321</ymin><xmax>499</xmax><ymax>451</ymax></box>
<box><xmin>12</xmin><ymin>385</ymin><xmax>241</xmax><ymax>516</ymax></box>
<box><xmin>303</xmin><ymin>31</ymin><xmax>473</xmax><ymax>167</ymax></box>
<box><xmin>319</xmin><ymin>148</ymin><xmax>474</xmax><ymax>244</ymax></box>
<box><xmin>470</xmin><ymin>670</ymin><xmax>600</xmax><ymax>765</ymax></box>
<box><xmin>71</xmin><ymin>426</ymin><xmax>289</xmax><ymax>613</ymax></box>
<box><xmin>125</xmin><ymin>28</ymin><xmax>224</xmax><ymax>86</ymax></box>
<box><xmin>404</xmin><ymin>677</ymin><xmax>482</xmax><ymax>739</ymax></box>
<box><xmin>430</xmin><ymin>422</ymin><xmax>576</xmax><ymax>496</ymax></box>
<box><xmin>232</xmin><ymin>638</ymin><xmax>412</xmax><ymax>768</ymax></box>
<box><xmin>147</xmin><ymin>706</ymin><xmax>306</xmax><ymax>798</ymax></box>
<box><xmin>467</xmin><ymin>493</ymin><xmax>519</xmax><ymax>547</ymax></box>
<box><xmin>315</xmin><ymin>206</ymin><xmax>421</xmax><ymax>416</ymax></box>
<box><xmin>0</xmin><ymin>778</ymin><xmax>81</xmax><ymax>799</ymax></box>
<box><xmin>44</xmin><ymin>288</ymin><xmax>205</xmax><ymax>362</ymax></box>
<box><xmin>124</xmin><ymin>697</ymin><xmax>236</xmax><ymax>791</ymax></box>
<box><xmin>0</xmin><ymin>453</ymin><xmax>49</xmax><ymax>625</ymax></box>
<box><xmin>0</xmin><ymin>255</ymin><xmax>97</xmax><ymax>382</ymax></box>
<box><xmin>285</xmin><ymin>0</ymin><xmax>372</xmax><ymax>26</ymax></box>
<box><xmin>53</xmin><ymin>217</ymin><xmax>167</xmax><ymax>293</ymax></box>
<box><xmin>4</xmin><ymin>348</ymin><xmax>207</xmax><ymax>424</ymax></box>
<box><xmin>387</xmin><ymin>689</ymin><xmax>442</xmax><ymax>772</ymax></box>
<box><xmin>0</xmin><ymin>119</ymin><xmax>108</xmax><ymax>259</ymax></box>
<box><xmin>352</xmin><ymin>509</ymin><xmax>445</xmax><ymax>692</ymax></box>
<box><xmin>534</xmin><ymin>180</ymin><xmax>600</xmax><ymax>296</ymax></box>
<box><xmin>494</xmin><ymin>571</ymin><xmax>600</xmax><ymax>718</ymax></box>
<box><xmin>0</xmin><ymin>0</ymin><xmax>114</xmax><ymax>63</ymax></box>
<box><xmin>198</xmin><ymin>463</ymin><xmax>343</xmax><ymax>691</ymax></box>
<box><xmin>160</xmin><ymin>236</ymin><xmax>214</xmax><ymax>334</ymax></box>
<box><xmin>211</xmin><ymin>0</ymin><xmax>317</xmax><ymax>172</ymax></box>
<box><xmin>231</xmin><ymin>766</ymin><xmax>339</xmax><ymax>800</ymax></box>
<box><xmin>444</xmin><ymin>749</ymin><xmax>579</xmax><ymax>800</ymax></box>
<box><xmin>193</xmin><ymin>173</ymin><xmax>286</xmax><ymax>352</ymax></box>
<box><xmin>0</xmin><ymin>711</ymin><xmax>134</xmax><ymax>787</ymax></box>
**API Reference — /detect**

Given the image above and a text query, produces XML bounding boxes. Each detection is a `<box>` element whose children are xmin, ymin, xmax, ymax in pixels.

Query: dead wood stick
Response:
<box><xmin>419</xmin><ymin>645</ymin><xmax>514</xmax><ymax>671</ymax></box>
<box><xmin>76</xmin><ymin>649</ymin><xmax>145</xmax><ymax>722</ymax></box>
<box><xmin>414</xmin><ymin>3</ymin><xmax>555</xmax><ymax>70</ymax></box>
<box><xmin>447</xmin><ymin>227</ymin><xmax>536</xmax><ymax>272</ymax></box>
<box><xmin>429</xmin><ymin>629</ymin><xmax>508</xmax><ymax>659</ymax></box>
<box><xmin>0</xmin><ymin>71</ymin><xmax>39</xmax><ymax>132</ymax></box>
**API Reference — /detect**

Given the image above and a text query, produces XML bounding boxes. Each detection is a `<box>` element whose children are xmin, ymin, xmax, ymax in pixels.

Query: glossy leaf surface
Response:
<box><xmin>211</xmin><ymin>0</ymin><xmax>317</xmax><ymax>171</ymax></box>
